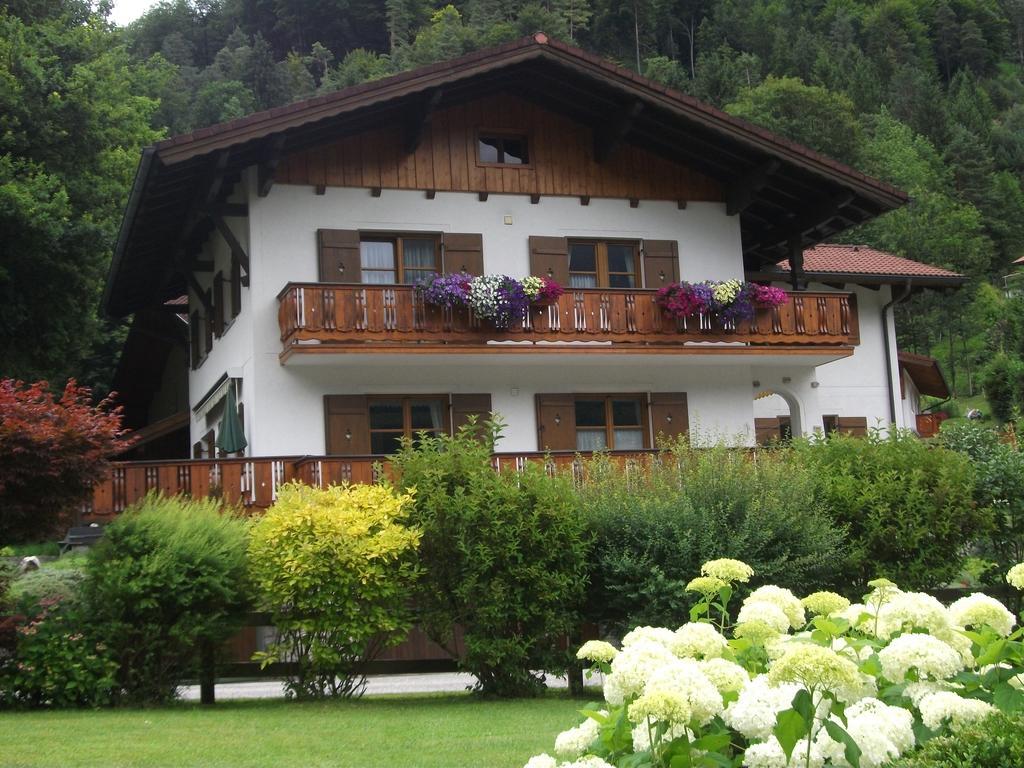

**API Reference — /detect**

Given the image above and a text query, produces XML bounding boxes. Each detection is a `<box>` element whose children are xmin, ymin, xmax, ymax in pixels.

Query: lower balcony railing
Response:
<box><xmin>83</xmin><ymin>451</ymin><xmax>664</xmax><ymax>520</ymax></box>
<box><xmin>277</xmin><ymin>284</ymin><xmax>859</xmax><ymax>358</ymax></box>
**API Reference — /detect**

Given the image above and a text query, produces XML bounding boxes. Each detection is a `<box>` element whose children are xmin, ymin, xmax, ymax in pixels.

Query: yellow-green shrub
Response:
<box><xmin>248</xmin><ymin>482</ymin><xmax>421</xmax><ymax>698</ymax></box>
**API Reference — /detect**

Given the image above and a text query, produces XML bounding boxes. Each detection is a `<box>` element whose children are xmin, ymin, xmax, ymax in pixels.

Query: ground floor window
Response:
<box><xmin>368</xmin><ymin>397</ymin><xmax>447</xmax><ymax>455</ymax></box>
<box><xmin>573</xmin><ymin>396</ymin><xmax>646</xmax><ymax>450</ymax></box>
<box><xmin>536</xmin><ymin>392</ymin><xmax>688</xmax><ymax>452</ymax></box>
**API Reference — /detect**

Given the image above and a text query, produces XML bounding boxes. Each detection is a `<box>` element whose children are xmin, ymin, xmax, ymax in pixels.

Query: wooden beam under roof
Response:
<box><xmin>257</xmin><ymin>134</ymin><xmax>287</xmax><ymax>197</ymax></box>
<box><xmin>726</xmin><ymin>158</ymin><xmax>781</xmax><ymax>216</ymax></box>
<box><xmin>593</xmin><ymin>100</ymin><xmax>643</xmax><ymax>163</ymax></box>
<box><xmin>404</xmin><ymin>87</ymin><xmax>444</xmax><ymax>155</ymax></box>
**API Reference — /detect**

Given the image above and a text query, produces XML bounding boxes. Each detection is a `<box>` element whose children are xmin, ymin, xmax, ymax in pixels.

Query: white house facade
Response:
<box><xmin>104</xmin><ymin>33</ymin><xmax>965</xmax><ymax>490</ymax></box>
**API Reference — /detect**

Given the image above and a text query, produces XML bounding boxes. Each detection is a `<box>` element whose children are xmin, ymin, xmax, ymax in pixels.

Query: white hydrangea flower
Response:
<box><xmin>735</xmin><ymin>600</ymin><xmax>790</xmax><ymax>640</ymax></box>
<box><xmin>621</xmin><ymin>626</ymin><xmax>676</xmax><ymax>649</ymax></box>
<box><xmin>746</xmin><ymin>585</ymin><xmax>807</xmax><ymax>629</ymax></box>
<box><xmin>802</xmin><ymin>591</ymin><xmax>851</xmax><ymax>616</ymax></box>
<box><xmin>948</xmin><ymin>592</ymin><xmax>1016</xmax><ymax>636</ymax></box>
<box><xmin>743</xmin><ymin>736</ymin><xmax>823</xmax><ymax>768</ymax></box>
<box><xmin>576</xmin><ymin>640</ymin><xmax>618</xmax><ymax>664</ymax></box>
<box><xmin>701</xmin><ymin>558</ymin><xmax>754</xmax><ymax>583</ymax></box>
<box><xmin>918</xmin><ymin>691</ymin><xmax>996</xmax><ymax>731</ymax></box>
<box><xmin>934</xmin><ymin>626</ymin><xmax>975</xmax><ymax>668</ymax></box>
<box><xmin>1007</xmin><ymin>563</ymin><xmax>1024</xmax><ymax>590</ymax></box>
<box><xmin>554</xmin><ymin>717</ymin><xmax>602</xmax><ymax>759</ymax></box>
<box><xmin>634</xmin><ymin>658</ymin><xmax>723</xmax><ymax>726</ymax></box>
<box><xmin>561</xmin><ymin>758</ymin><xmax>616</xmax><ymax>768</ymax></box>
<box><xmin>767</xmin><ymin>644</ymin><xmax>862</xmax><ymax>698</ymax></box>
<box><xmin>816</xmin><ymin>698</ymin><xmax>915</xmax><ymax>768</ymax></box>
<box><xmin>875</xmin><ymin>592</ymin><xmax>953</xmax><ymax>639</ymax></box>
<box><xmin>878</xmin><ymin>633</ymin><xmax>965</xmax><ymax>682</ymax></box>
<box><xmin>722</xmin><ymin>675</ymin><xmax>802</xmax><ymax>740</ymax></box>
<box><xmin>698</xmin><ymin>657</ymin><xmax>750</xmax><ymax>693</ymax></box>
<box><xmin>631</xmin><ymin>722</ymin><xmax>688</xmax><ymax>752</ymax></box>
<box><xmin>671</xmin><ymin>622</ymin><xmax>727</xmax><ymax>659</ymax></box>
<box><xmin>832</xmin><ymin>602</ymin><xmax>874</xmax><ymax>628</ymax></box>
<box><xmin>523</xmin><ymin>755</ymin><xmax>557</xmax><ymax>768</ymax></box>
<box><xmin>603</xmin><ymin>639</ymin><xmax>677</xmax><ymax>706</ymax></box>
<box><xmin>902</xmin><ymin>680</ymin><xmax>956</xmax><ymax>706</ymax></box>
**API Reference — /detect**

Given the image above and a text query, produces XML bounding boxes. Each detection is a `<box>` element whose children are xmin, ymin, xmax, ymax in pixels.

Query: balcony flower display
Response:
<box><xmin>468</xmin><ymin>274</ymin><xmax>530</xmax><ymax>328</ymax></box>
<box><xmin>656</xmin><ymin>280</ymin><xmax>788</xmax><ymax>324</ymax></box>
<box><xmin>419</xmin><ymin>271</ymin><xmax>473</xmax><ymax>308</ymax></box>
<box><xmin>418</xmin><ymin>273</ymin><xmax>565</xmax><ymax>327</ymax></box>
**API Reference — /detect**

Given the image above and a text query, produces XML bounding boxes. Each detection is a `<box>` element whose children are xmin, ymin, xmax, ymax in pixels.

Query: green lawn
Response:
<box><xmin>0</xmin><ymin>693</ymin><xmax>584</xmax><ymax>768</ymax></box>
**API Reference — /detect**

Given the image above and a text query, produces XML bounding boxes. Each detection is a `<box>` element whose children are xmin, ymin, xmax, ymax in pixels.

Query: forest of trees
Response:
<box><xmin>6</xmin><ymin>0</ymin><xmax>1024</xmax><ymax>412</ymax></box>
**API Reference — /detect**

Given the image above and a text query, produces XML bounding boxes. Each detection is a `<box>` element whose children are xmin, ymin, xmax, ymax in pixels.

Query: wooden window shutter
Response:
<box><xmin>212</xmin><ymin>272</ymin><xmax>225</xmax><ymax>337</ymax></box>
<box><xmin>837</xmin><ymin>417</ymin><xmax>868</xmax><ymax>437</ymax></box>
<box><xmin>318</xmin><ymin>229</ymin><xmax>361</xmax><ymax>282</ymax></box>
<box><xmin>203</xmin><ymin>290</ymin><xmax>214</xmax><ymax>354</ymax></box>
<box><xmin>451</xmin><ymin>394</ymin><xmax>492</xmax><ymax>437</ymax></box>
<box><xmin>536</xmin><ymin>394</ymin><xmax>576</xmax><ymax>451</ymax></box>
<box><xmin>324</xmin><ymin>395</ymin><xmax>371</xmax><ymax>455</ymax></box>
<box><xmin>230</xmin><ymin>257</ymin><xmax>242</xmax><ymax>318</ymax></box>
<box><xmin>642</xmin><ymin>240</ymin><xmax>679</xmax><ymax>288</ymax></box>
<box><xmin>649</xmin><ymin>393</ymin><xmax>688</xmax><ymax>447</ymax></box>
<box><xmin>528</xmin><ymin>236</ymin><xmax>570</xmax><ymax>285</ymax></box>
<box><xmin>189</xmin><ymin>310</ymin><xmax>201</xmax><ymax>369</ymax></box>
<box><xmin>443</xmin><ymin>233</ymin><xmax>484</xmax><ymax>276</ymax></box>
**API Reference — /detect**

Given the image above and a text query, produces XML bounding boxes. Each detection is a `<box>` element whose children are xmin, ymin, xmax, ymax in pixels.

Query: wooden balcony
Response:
<box><xmin>83</xmin><ymin>451</ymin><xmax>660</xmax><ymax>520</ymax></box>
<box><xmin>277</xmin><ymin>284</ymin><xmax>859</xmax><ymax>361</ymax></box>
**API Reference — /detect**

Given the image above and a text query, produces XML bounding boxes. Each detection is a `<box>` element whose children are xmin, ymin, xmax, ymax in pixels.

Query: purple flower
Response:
<box><xmin>418</xmin><ymin>272</ymin><xmax>472</xmax><ymax>308</ymax></box>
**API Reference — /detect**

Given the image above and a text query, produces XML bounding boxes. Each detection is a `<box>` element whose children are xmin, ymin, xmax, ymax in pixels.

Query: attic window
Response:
<box><xmin>478</xmin><ymin>134</ymin><xmax>529</xmax><ymax>165</ymax></box>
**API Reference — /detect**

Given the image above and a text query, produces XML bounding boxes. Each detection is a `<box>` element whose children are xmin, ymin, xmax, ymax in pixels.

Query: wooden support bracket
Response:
<box><xmin>404</xmin><ymin>88</ymin><xmax>444</xmax><ymax>155</ymax></box>
<box><xmin>726</xmin><ymin>158</ymin><xmax>780</xmax><ymax>216</ymax></box>
<box><xmin>257</xmin><ymin>134</ymin><xmax>287</xmax><ymax>198</ymax></box>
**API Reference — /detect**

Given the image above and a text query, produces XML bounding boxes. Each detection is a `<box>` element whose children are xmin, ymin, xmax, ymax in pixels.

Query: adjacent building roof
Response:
<box><xmin>104</xmin><ymin>33</ymin><xmax>908</xmax><ymax>317</ymax></box>
<box><xmin>750</xmin><ymin>244</ymin><xmax>966</xmax><ymax>288</ymax></box>
<box><xmin>898</xmin><ymin>351</ymin><xmax>951</xmax><ymax>399</ymax></box>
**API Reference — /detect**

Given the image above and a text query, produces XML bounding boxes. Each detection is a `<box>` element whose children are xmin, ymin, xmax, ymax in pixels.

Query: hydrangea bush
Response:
<box><xmin>526</xmin><ymin>560</ymin><xmax>1024</xmax><ymax>768</ymax></box>
<box><xmin>417</xmin><ymin>273</ymin><xmax>564</xmax><ymax>328</ymax></box>
<box><xmin>655</xmin><ymin>281</ymin><xmax>789</xmax><ymax>324</ymax></box>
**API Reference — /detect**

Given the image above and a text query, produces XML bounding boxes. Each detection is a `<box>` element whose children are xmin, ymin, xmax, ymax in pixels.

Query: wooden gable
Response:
<box><xmin>276</xmin><ymin>93</ymin><xmax>723</xmax><ymax>202</ymax></box>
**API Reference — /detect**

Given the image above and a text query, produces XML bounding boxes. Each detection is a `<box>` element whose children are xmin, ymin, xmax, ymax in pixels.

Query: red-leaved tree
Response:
<box><xmin>0</xmin><ymin>379</ymin><xmax>130</xmax><ymax>543</ymax></box>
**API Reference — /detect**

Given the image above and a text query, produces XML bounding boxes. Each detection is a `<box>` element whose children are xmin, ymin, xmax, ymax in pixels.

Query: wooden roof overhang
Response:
<box><xmin>103</xmin><ymin>33</ymin><xmax>908</xmax><ymax>318</ymax></box>
<box><xmin>898</xmin><ymin>351</ymin><xmax>951</xmax><ymax>399</ymax></box>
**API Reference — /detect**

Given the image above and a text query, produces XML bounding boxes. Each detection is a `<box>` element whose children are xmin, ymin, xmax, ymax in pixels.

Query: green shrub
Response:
<box><xmin>391</xmin><ymin>420</ymin><xmax>590</xmax><ymax>697</ymax></box>
<box><xmin>248</xmin><ymin>482</ymin><xmax>421</xmax><ymax>699</ymax></box>
<box><xmin>793</xmin><ymin>431</ymin><xmax>989</xmax><ymax>592</ymax></box>
<box><xmin>889</xmin><ymin>713</ymin><xmax>1024</xmax><ymax>767</ymax></box>
<box><xmin>983</xmin><ymin>352</ymin><xmax>1024</xmax><ymax>422</ymax></box>
<box><xmin>577</xmin><ymin>444</ymin><xmax>847</xmax><ymax>634</ymax></box>
<box><xmin>941</xmin><ymin>422</ymin><xmax>1024</xmax><ymax>591</ymax></box>
<box><xmin>83</xmin><ymin>493</ymin><xmax>251</xmax><ymax>705</ymax></box>
<box><xmin>0</xmin><ymin>598</ymin><xmax>117</xmax><ymax>709</ymax></box>
<box><xmin>8</xmin><ymin>559</ymin><xmax>86</xmax><ymax>613</ymax></box>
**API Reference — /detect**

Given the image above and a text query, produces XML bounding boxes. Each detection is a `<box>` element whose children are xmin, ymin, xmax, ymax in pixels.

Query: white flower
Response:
<box><xmin>832</xmin><ymin>602</ymin><xmax>874</xmax><ymax>628</ymax></box>
<box><xmin>918</xmin><ymin>691</ymin><xmax>996</xmax><ymax>731</ymax></box>
<box><xmin>631</xmin><ymin>722</ymin><xmax>688</xmax><ymax>752</ymax></box>
<box><xmin>634</xmin><ymin>658</ymin><xmax>723</xmax><ymax>726</ymax></box>
<box><xmin>903</xmin><ymin>680</ymin><xmax>956</xmax><ymax>706</ymax></box>
<box><xmin>603</xmin><ymin>639</ymin><xmax>676</xmax><ymax>706</ymax></box>
<box><xmin>743</xmin><ymin>736</ymin><xmax>823</xmax><ymax>768</ymax></box>
<box><xmin>701</xmin><ymin>558</ymin><xmax>754</xmax><ymax>583</ymax></box>
<box><xmin>523</xmin><ymin>755</ymin><xmax>557</xmax><ymax>768</ymax></box>
<box><xmin>948</xmin><ymin>592</ymin><xmax>1016</xmax><ymax>636</ymax></box>
<box><xmin>875</xmin><ymin>592</ymin><xmax>953</xmax><ymax>639</ymax></box>
<box><xmin>1007</xmin><ymin>563</ymin><xmax>1024</xmax><ymax>590</ymax></box>
<box><xmin>561</xmin><ymin>758</ymin><xmax>616</xmax><ymax>768</ymax></box>
<box><xmin>767</xmin><ymin>644</ymin><xmax>862</xmax><ymax>697</ymax></box>
<box><xmin>576</xmin><ymin>640</ymin><xmax>617</xmax><ymax>664</ymax></box>
<box><xmin>802</xmin><ymin>591</ymin><xmax>851</xmax><ymax>616</ymax></box>
<box><xmin>621</xmin><ymin>626</ymin><xmax>676</xmax><ymax>649</ymax></box>
<box><xmin>723</xmin><ymin>675</ymin><xmax>802</xmax><ymax>740</ymax></box>
<box><xmin>878</xmin><ymin>633</ymin><xmax>964</xmax><ymax>682</ymax></box>
<box><xmin>816</xmin><ymin>698</ymin><xmax>915</xmax><ymax>768</ymax></box>
<box><xmin>554</xmin><ymin>717</ymin><xmax>602</xmax><ymax>759</ymax></box>
<box><xmin>698</xmin><ymin>657</ymin><xmax>750</xmax><ymax>693</ymax></box>
<box><xmin>671</xmin><ymin>622</ymin><xmax>727</xmax><ymax>659</ymax></box>
<box><xmin>735</xmin><ymin>600</ymin><xmax>790</xmax><ymax>640</ymax></box>
<box><xmin>746</xmin><ymin>585</ymin><xmax>806</xmax><ymax>629</ymax></box>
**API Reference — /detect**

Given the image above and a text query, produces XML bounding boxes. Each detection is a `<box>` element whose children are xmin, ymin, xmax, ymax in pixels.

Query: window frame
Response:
<box><xmin>567</xmin><ymin>239</ymin><xmax>641</xmax><ymax>290</ymax></box>
<box><xmin>359</xmin><ymin>232</ymin><xmax>442</xmax><ymax>285</ymax></box>
<box><xmin>475</xmin><ymin>129</ymin><xmax>533</xmax><ymax>168</ymax></box>
<box><xmin>367</xmin><ymin>395</ymin><xmax>450</xmax><ymax>455</ymax></box>
<box><xmin>572</xmin><ymin>393</ymin><xmax>650</xmax><ymax>451</ymax></box>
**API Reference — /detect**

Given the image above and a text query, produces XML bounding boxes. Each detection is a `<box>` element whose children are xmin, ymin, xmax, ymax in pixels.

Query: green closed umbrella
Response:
<box><xmin>216</xmin><ymin>383</ymin><xmax>248</xmax><ymax>455</ymax></box>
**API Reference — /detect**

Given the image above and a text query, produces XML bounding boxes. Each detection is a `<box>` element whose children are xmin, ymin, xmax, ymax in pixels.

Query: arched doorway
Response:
<box><xmin>752</xmin><ymin>389</ymin><xmax>803</xmax><ymax>445</ymax></box>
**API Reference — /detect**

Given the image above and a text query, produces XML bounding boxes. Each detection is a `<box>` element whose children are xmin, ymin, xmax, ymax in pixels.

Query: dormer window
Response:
<box><xmin>478</xmin><ymin>133</ymin><xmax>529</xmax><ymax>165</ymax></box>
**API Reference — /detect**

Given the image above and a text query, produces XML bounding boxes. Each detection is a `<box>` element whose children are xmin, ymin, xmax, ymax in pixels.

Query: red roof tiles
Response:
<box><xmin>779</xmin><ymin>244</ymin><xmax>964</xmax><ymax>280</ymax></box>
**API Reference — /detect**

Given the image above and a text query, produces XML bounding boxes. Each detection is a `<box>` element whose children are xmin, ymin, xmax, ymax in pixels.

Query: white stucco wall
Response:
<box><xmin>901</xmin><ymin>371</ymin><xmax>922</xmax><ymax>433</ymax></box>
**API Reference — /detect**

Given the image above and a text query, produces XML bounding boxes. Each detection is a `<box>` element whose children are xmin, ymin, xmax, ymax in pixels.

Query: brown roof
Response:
<box><xmin>755</xmin><ymin>244</ymin><xmax>966</xmax><ymax>287</ymax></box>
<box><xmin>104</xmin><ymin>33</ymin><xmax>909</xmax><ymax>317</ymax></box>
<box><xmin>898</xmin><ymin>351</ymin><xmax>951</xmax><ymax>399</ymax></box>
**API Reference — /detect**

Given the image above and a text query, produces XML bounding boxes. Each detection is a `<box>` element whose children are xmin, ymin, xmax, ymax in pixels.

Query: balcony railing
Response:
<box><xmin>277</xmin><ymin>284</ymin><xmax>859</xmax><ymax>359</ymax></box>
<box><xmin>83</xmin><ymin>451</ymin><xmax>663</xmax><ymax>520</ymax></box>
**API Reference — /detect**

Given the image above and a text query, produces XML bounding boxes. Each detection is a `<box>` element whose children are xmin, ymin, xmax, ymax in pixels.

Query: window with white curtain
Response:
<box><xmin>359</xmin><ymin>234</ymin><xmax>440</xmax><ymax>285</ymax></box>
